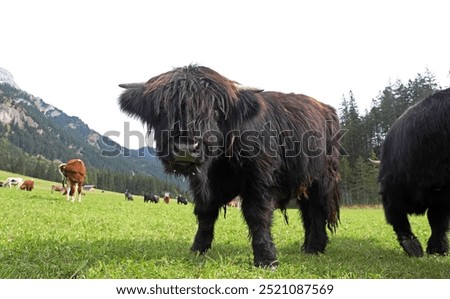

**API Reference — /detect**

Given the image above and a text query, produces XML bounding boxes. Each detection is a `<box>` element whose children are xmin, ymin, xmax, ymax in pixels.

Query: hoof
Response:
<box><xmin>191</xmin><ymin>243</ymin><xmax>210</xmax><ymax>255</ymax></box>
<box><xmin>426</xmin><ymin>246</ymin><xmax>448</xmax><ymax>256</ymax></box>
<box><xmin>400</xmin><ymin>236</ymin><xmax>424</xmax><ymax>257</ymax></box>
<box><xmin>302</xmin><ymin>243</ymin><xmax>325</xmax><ymax>254</ymax></box>
<box><xmin>255</xmin><ymin>259</ymin><xmax>279</xmax><ymax>270</ymax></box>
<box><xmin>303</xmin><ymin>247</ymin><xmax>324</xmax><ymax>255</ymax></box>
<box><xmin>426</xmin><ymin>236</ymin><xmax>448</xmax><ymax>255</ymax></box>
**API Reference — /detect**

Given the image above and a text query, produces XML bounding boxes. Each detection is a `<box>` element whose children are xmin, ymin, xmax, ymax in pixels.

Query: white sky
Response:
<box><xmin>1</xmin><ymin>0</ymin><xmax>449</xmax><ymax>149</ymax></box>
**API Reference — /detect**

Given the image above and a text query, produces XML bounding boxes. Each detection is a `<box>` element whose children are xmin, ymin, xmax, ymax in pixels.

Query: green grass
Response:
<box><xmin>0</xmin><ymin>170</ymin><xmax>448</xmax><ymax>278</ymax></box>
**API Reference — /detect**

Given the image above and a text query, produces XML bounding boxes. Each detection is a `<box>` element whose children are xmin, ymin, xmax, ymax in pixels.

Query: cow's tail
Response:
<box><xmin>58</xmin><ymin>163</ymin><xmax>67</xmax><ymax>188</ymax></box>
<box><xmin>326</xmin><ymin>185</ymin><xmax>341</xmax><ymax>234</ymax></box>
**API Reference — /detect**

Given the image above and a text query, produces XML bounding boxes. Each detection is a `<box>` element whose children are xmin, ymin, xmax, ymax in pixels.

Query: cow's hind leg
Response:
<box><xmin>298</xmin><ymin>199</ymin><xmax>312</xmax><ymax>251</ymax></box>
<box><xmin>71</xmin><ymin>183</ymin><xmax>78</xmax><ymax>203</ymax></box>
<box><xmin>191</xmin><ymin>204</ymin><xmax>220</xmax><ymax>254</ymax></box>
<box><xmin>426</xmin><ymin>202</ymin><xmax>449</xmax><ymax>255</ymax></box>
<box><xmin>298</xmin><ymin>183</ymin><xmax>328</xmax><ymax>254</ymax></box>
<box><xmin>383</xmin><ymin>195</ymin><xmax>423</xmax><ymax>256</ymax></box>
<box><xmin>66</xmin><ymin>182</ymin><xmax>72</xmax><ymax>202</ymax></box>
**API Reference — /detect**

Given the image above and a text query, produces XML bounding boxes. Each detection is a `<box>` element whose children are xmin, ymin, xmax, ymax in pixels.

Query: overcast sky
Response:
<box><xmin>1</xmin><ymin>0</ymin><xmax>449</xmax><ymax>149</ymax></box>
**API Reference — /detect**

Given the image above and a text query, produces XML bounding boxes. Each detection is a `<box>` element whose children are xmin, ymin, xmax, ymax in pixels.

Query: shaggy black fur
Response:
<box><xmin>379</xmin><ymin>88</ymin><xmax>450</xmax><ymax>256</ymax></box>
<box><xmin>118</xmin><ymin>65</ymin><xmax>342</xmax><ymax>267</ymax></box>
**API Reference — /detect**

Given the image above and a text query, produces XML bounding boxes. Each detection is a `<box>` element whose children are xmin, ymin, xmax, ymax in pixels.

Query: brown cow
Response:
<box><xmin>58</xmin><ymin>159</ymin><xmax>86</xmax><ymax>202</ymax></box>
<box><xmin>20</xmin><ymin>179</ymin><xmax>34</xmax><ymax>191</ymax></box>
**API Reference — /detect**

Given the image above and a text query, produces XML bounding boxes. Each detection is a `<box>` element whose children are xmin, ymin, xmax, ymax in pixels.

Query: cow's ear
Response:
<box><xmin>118</xmin><ymin>85</ymin><xmax>159</xmax><ymax>129</ymax></box>
<box><xmin>233</xmin><ymin>90</ymin><xmax>266</xmax><ymax>122</ymax></box>
<box><xmin>118</xmin><ymin>85</ymin><xmax>146</xmax><ymax>118</ymax></box>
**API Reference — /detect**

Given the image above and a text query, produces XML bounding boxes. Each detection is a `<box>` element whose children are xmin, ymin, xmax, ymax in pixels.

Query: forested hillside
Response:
<box><xmin>0</xmin><ymin>81</ymin><xmax>187</xmax><ymax>196</ymax></box>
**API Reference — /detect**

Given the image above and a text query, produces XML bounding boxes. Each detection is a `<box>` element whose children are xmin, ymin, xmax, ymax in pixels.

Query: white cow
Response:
<box><xmin>3</xmin><ymin>177</ymin><xmax>24</xmax><ymax>189</ymax></box>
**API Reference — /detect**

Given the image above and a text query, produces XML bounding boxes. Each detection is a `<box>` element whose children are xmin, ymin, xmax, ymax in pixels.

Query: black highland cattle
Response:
<box><xmin>378</xmin><ymin>87</ymin><xmax>450</xmax><ymax>257</ymax></box>
<box><xmin>118</xmin><ymin>65</ymin><xmax>342</xmax><ymax>267</ymax></box>
<box><xmin>144</xmin><ymin>193</ymin><xmax>159</xmax><ymax>203</ymax></box>
<box><xmin>124</xmin><ymin>189</ymin><xmax>134</xmax><ymax>201</ymax></box>
<box><xmin>177</xmin><ymin>195</ymin><xmax>188</xmax><ymax>205</ymax></box>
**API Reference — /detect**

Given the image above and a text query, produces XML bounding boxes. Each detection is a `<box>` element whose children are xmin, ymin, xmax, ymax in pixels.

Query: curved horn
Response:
<box><xmin>368</xmin><ymin>158</ymin><xmax>381</xmax><ymax>166</ymax></box>
<box><xmin>118</xmin><ymin>82</ymin><xmax>146</xmax><ymax>89</ymax></box>
<box><xmin>234</xmin><ymin>82</ymin><xmax>264</xmax><ymax>93</ymax></box>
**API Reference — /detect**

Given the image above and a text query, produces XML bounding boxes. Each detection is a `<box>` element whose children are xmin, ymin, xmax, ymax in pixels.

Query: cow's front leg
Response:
<box><xmin>241</xmin><ymin>199</ymin><xmax>277</xmax><ymax>268</ymax></box>
<box><xmin>191</xmin><ymin>204</ymin><xmax>220</xmax><ymax>254</ymax></box>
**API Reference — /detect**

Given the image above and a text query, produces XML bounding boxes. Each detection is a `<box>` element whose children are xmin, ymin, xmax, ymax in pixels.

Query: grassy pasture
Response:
<box><xmin>0</xmin><ymin>170</ymin><xmax>448</xmax><ymax>279</ymax></box>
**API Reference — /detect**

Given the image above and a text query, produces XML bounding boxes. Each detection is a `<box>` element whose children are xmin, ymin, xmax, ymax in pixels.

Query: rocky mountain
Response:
<box><xmin>0</xmin><ymin>67</ymin><xmax>20</xmax><ymax>89</ymax></box>
<box><xmin>0</xmin><ymin>68</ymin><xmax>185</xmax><ymax>192</ymax></box>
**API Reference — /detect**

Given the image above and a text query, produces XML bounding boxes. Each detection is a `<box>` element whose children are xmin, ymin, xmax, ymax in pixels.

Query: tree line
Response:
<box><xmin>338</xmin><ymin>70</ymin><xmax>440</xmax><ymax>205</ymax></box>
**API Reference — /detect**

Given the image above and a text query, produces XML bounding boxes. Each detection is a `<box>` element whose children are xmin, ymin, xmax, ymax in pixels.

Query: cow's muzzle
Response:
<box><xmin>172</xmin><ymin>141</ymin><xmax>202</xmax><ymax>164</ymax></box>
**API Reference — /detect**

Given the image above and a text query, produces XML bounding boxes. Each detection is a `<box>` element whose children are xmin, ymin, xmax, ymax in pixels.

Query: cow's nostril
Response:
<box><xmin>174</xmin><ymin>141</ymin><xmax>200</xmax><ymax>154</ymax></box>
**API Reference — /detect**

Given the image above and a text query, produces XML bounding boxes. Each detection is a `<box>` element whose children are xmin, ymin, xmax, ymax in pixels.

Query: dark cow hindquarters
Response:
<box><xmin>378</xmin><ymin>88</ymin><xmax>450</xmax><ymax>257</ymax></box>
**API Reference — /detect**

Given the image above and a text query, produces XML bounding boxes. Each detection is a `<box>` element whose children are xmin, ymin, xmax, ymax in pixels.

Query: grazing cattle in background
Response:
<box><xmin>163</xmin><ymin>192</ymin><xmax>170</xmax><ymax>204</ymax></box>
<box><xmin>83</xmin><ymin>185</ymin><xmax>96</xmax><ymax>192</ymax></box>
<box><xmin>59</xmin><ymin>159</ymin><xmax>86</xmax><ymax>202</ymax></box>
<box><xmin>144</xmin><ymin>193</ymin><xmax>159</xmax><ymax>203</ymax></box>
<box><xmin>177</xmin><ymin>195</ymin><xmax>188</xmax><ymax>205</ymax></box>
<box><xmin>51</xmin><ymin>185</ymin><xmax>66</xmax><ymax>194</ymax></box>
<box><xmin>3</xmin><ymin>177</ymin><xmax>23</xmax><ymax>189</ymax></box>
<box><xmin>376</xmin><ymin>88</ymin><xmax>450</xmax><ymax>257</ymax></box>
<box><xmin>20</xmin><ymin>179</ymin><xmax>34</xmax><ymax>191</ymax></box>
<box><xmin>118</xmin><ymin>65</ymin><xmax>342</xmax><ymax>267</ymax></box>
<box><xmin>124</xmin><ymin>189</ymin><xmax>134</xmax><ymax>201</ymax></box>
<box><xmin>227</xmin><ymin>198</ymin><xmax>241</xmax><ymax>208</ymax></box>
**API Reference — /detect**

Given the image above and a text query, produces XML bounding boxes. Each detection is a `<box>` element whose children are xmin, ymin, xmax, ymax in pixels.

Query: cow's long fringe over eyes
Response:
<box><xmin>144</xmin><ymin>65</ymin><xmax>239</xmax><ymax>137</ymax></box>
